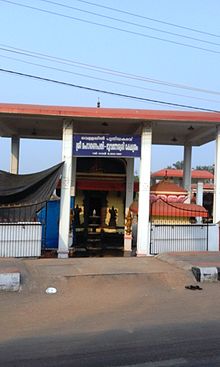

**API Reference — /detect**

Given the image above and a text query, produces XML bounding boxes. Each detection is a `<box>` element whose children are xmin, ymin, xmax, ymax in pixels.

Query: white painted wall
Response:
<box><xmin>208</xmin><ymin>224</ymin><xmax>219</xmax><ymax>251</ymax></box>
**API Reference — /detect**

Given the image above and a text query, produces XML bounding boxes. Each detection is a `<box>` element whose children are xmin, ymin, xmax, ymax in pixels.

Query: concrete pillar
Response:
<box><xmin>213</xmin><ymin>126</ymin><xmax>220</xmax><ymax>223</ymax></box>
<box><xmin>58</xmin><ymin>120</ymin><xmax>73</xmax><ymax>258</ymax></box>
<box><xmin>124</xmin><ymin>158</ymin><xmax>134</xmax><ymax>253</ymax></box>
<box><xmin>196</xmin><ymin>182</ymin><xmax>203</xmax><ymax>206</ymax></box>
<box><xmin>10</xmin><ymin>137</ymin><xmax>20</xmax><ymax>174</ymax></box>
<box><xmin>196</xmin><ymin>181</ymin><xmax>203</xmax><ymax>223</ymax></box>
<box><xmin>137</xmin><ymin>123</ymin><xmax>152</xmax><ymax>256</ymax></box>
<box><xmin>71</xmin><ymin>156</ymin><xmax>77</xmax><ymax>199</ymax></box>
<box><xmin>183</xmin><ymin>145</ymin><xmax>192</xmax><ymax>203</ymax></box>
<box><xmin>70</xmin><ymin>156</ymin><xmax>77</xmax><ymax>246</ymax></box>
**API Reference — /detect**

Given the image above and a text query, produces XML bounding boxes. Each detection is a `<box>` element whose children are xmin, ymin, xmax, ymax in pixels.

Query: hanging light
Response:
<box><xmin>188</xmin><ymin>125</ymin><xmax>194</xmax><ymax>131</ymax></box>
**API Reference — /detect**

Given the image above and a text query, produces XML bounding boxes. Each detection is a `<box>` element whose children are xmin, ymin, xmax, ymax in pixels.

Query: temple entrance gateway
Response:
<box><xmin>73</xmin><ymin>157</ymin><xmax>129</xmax><ymax>253</ymax></box>
<box><xmin>71</xmin><ymin>134</ymin><xmax>140</xmax><ymax>255</ymax></box>
<box><xmin>73</xmin><ymin>135</ymin><xmax>140</xmax><ymax>253</ymax></box>
<box><xmin>2</xmin><ymin>104</ymin><xmax>219</xmax><ymax>258</ymax></box>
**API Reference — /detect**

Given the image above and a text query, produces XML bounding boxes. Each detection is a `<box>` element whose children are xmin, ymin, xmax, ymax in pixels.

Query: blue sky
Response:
<box><xmin>0</xmin><ymin>0</ymin><xmax>219</xmax><ymax>173</ymax></box>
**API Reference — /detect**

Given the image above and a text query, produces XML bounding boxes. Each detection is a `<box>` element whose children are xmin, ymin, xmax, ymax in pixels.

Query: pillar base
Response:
<box><xmin>57</xmin><ymin>250</ymin><xmax>69</xmax><ymax>259</ymax></box>
<box><xmin>136</xmin><ymin>252</ymin><xmax>152</xmax><ymax>257</ymax></box>
<box><xmin>124</xmin><ymin>235</ymin><xmax>132</xmax><ymax>253</ymax></box>
<box><xmin>123</xmin><ymin>250</ymin><xmax>132</xmax><ymax>257</ymax></box>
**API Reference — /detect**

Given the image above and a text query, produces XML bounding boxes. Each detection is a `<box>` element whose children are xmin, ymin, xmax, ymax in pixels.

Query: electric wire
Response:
<box><xmin>1</xmin><ymin>0</ymin><xmax>220</xmax><ymax>55</ymax></box>
<box><xmin>75</xmin><ymin>0</ymin><xmax>220</xmax><ymax>39</ymax></box>
<box><xmin>1</xmin><ymin>53</ymin><xmax>220</xmax><ymax>105</ymax></box>
<box><xmin>1</xmin><ymin>43</ymin><xmax>220</xmax><ymax>96</ymax></box>
<box><xmin>0</xmin><ymin>67</ymin><xmax>219</xmax><ymax>112</ymax></box>
<box><xmin>37</xmin><ymin>0</ymin><xmax>220</xmax><ymax>47</ymax></box>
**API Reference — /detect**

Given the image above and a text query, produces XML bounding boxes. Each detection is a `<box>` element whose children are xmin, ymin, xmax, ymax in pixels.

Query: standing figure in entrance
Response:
<box><xmin>109</xmin><ymin>206</ymin><xmax>117</xmax><ymax>227</ymax></box>
<box><xmin>73</xmin><ymin>204</ymin><xmax>81</xmax><ymax>226</ymax></box>
<box><xmin>72</xmin><ymin>204</ymin><xmax>81</xmax><ymax>247</ymax></box>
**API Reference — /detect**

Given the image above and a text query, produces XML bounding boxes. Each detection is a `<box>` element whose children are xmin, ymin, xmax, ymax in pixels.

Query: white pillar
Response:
<box><xmin>10</xmin><ymin>137</ymin><xmax>20</xmax><ymax>174</ymax></box>
<box><xmin>58</xmin><ymin>120</ymin><xmax>73</xmax><ymax>258</ymax></box>
<box><xmin>213</xmin><ymin>126</ymin><xmax>220</xmax><ymax>223</ymax></box>
<box><xmin>196</xmin><ymin>181</ymin><xmax>203</xmax><ymax>223</ymax></box>
<box><xmin>196</xmin><ymin>182</ymin><xmax>203</xmax><ymax>206</ymax></box>
<box><xmin>70</xmin><ymin>156</ymin><xmax>77</xmax><ymax>246</ymax></box>
<box><xmin>124</xmin><ymin>158</ymin><xmax>134</xmax><ymax>253</ymax></box>
<box><xmin>137</xmin><ymin>123</ymin><xmax>152</xmax><ymax>256</ymax></box>
<box><xmin>71</xmin><ymin>157</ymin><xmax>77</xmax><ymax>198</ymax></box>
<box><xmin>183</xmin><ymin>145</ymin><xmax>192</xmax><ymax>203</ymax></box>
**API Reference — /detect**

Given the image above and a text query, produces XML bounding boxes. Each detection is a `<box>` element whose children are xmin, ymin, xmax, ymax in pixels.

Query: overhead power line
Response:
<box><xmin>38</xmin><ymin>0</ymin><xmax>220</xmax><ymax>47</ymax></box>
<box><xmin>1</xmin><ymin>43</ymin><xmax>220</xmax><ymax>97</ymax></box>
<box><xmin>75</xmin><ymin>0</ymin><xmax>220</xmax><ymax>39</ymax></box>
<box><xmin>1</xmin><ymin>53</ymin><xmax>220</xmax><ymax>105</ymax></box>
<box><xmin>0</xmin><ymin>67</ymin><xmax>219</xmax><ymax>112</ymax></box>
<box><xmin>1</xmin><ymin>0</ymin><xmax>220</xmax><ymax>55</ymax></box>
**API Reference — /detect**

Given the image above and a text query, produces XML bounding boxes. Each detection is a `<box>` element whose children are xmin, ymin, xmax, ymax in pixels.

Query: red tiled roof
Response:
<box><xmin>1</xmin><ymin>103</ymin><xmax>220</xmax><ymax>122</ymax></box>
<box><xmin>191</xmin><ymin>183</ymin><xmax>214</xmax><ymax>190</ymax></box>
<box><xmin>150</xmin><ymin>180</ymin><xmax>187</xmax><ymax>194</ymax></box>
<box><xmin>151</xmin><ymin>200</ymin><xmax>208</xmax><ymax>218</ymax></box>
<box><xmin>152</xmin><ymin>169</ymin><xmax>214</xmax><ymax>179</ymax></box>
<box><xmin>130</xmin><ymin>200</ymin><xmax>208</xmax><ymax>217</ymax></box>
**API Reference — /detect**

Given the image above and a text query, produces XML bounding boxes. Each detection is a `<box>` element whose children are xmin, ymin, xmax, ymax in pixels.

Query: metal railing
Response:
<box><xmin>0</xmin><ymin>222</ymin><xmax>42</xmax><ymax>257</ymax></box>
<box><xmin>150</xmin><ymin>199</ymin><xmax>210</xmax><ymax>254</ymax></box>
<box><xmin>150</xmin><ymin>224</ymin><xmax>209</xmax><ymax>254</ymax></box>
<box><xmin>0</xmin><ymin>202</ymin><xmax>46</xmax><ymax>257</ymax></box>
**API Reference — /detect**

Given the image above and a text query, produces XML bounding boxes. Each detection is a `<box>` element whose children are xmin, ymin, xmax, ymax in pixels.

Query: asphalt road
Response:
<box><xmin>1</xmin><ymin>264</ymin><xmax>220</xmax><ymax>367</ymax></box>
<box><xmin>1</xmin><ymin>321</ymin><xmax>220</xmax><ymax>367</ymax></box>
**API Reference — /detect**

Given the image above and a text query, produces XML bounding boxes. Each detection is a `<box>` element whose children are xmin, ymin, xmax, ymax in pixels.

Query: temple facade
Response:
<box><xmin>1</xmin><ymin>104</ymin><xmax>220</xmax><ymax>257</ymax></box>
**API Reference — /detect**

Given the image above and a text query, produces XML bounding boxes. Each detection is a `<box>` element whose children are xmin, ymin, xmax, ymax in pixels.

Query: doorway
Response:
<box><xmin>83</xmin><ymin>191</ymin><xmax>107</xmax><ymax>228</ymax></box>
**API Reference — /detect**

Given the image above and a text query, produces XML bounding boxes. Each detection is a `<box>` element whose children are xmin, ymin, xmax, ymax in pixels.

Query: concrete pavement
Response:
<box><xmin>157</xmin><ymin>251</ymin><xmax>220</xmax><ymax>281</ymax></box>
<box><xmin>0</xmin><ymin>256</ymin><xmax>195</xmax><ymax>291</ymax></box>
<box><xmin>157</xmin><ymin>251</ymin><xmax>220</xmax><ymax>269</ymax></box>
<box><xmin>2</xmin><ymin>251</ymin><xmax>220</xmax><ymax>291</ymax></box>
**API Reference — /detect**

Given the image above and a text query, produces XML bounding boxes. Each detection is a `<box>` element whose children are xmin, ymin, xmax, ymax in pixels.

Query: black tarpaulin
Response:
<box><xmin>0</xmin><ymin>162</ymin><xmax>64</xmax><ymax>222</ymax></box>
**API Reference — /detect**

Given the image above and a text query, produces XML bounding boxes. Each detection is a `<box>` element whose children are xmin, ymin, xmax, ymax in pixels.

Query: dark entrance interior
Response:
<box><xmin>88</xmin><ymin>196</ymin><xmax>102</xmax><ymax>217</ymax></box>
<box><xmin>71</xmin><ymin>157</ymin><xmax>127</xmax><ymax>257</ymax></box>
<box><xmin>83</xmin><ymin>190</ymin><xmax>107</xmax><ymax>228</ymax></box>
<box><xmin>72</xmin><ymin>190</ymin><xmax>124</xmax><ymax>256</ymax></box>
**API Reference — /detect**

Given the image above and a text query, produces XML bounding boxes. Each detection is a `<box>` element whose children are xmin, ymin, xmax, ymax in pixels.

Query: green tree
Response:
<box><xmin>167</xmin><ymin>161</ymin><xmax>214</xmax><ymax>173</ymax></box>
<box><xmin>167</xmin><ymin>160</ymin><xmax>184</xmax><ymax>169</ymax></box>
<box><xmin>195</xmin><ymin>165</ymin><xmax>214</xmax><ymax>174</ymax></box>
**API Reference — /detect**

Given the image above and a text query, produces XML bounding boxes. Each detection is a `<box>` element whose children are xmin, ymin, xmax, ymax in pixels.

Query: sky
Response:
<box><xmin>0</xmin><ymin>0</ymin><xmax>220</xmax><ymax>173</ymax></box>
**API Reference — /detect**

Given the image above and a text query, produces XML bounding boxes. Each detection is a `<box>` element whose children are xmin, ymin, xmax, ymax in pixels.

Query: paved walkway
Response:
<box><xmin>0</xmin><ymin>256</ymin><xmax>194</xmax><ymax>288</ymax></box>
<box><xmin>2</xmin><ymin>252</ymin><xmax>220</xmax><ymax>277</ymax></box>
<box><xmin>27</xmin><ymin>256</ymin><xmax>185</xmax><ymax>277</ymax></box>
<box><xmin>1</xmin><ymin>252</ymin><xmax>220</xmax><ymax>290</ymax></box>
<box><xmin>2</xmin><ymin>256</ymin><xmax>188</xmax><ymax>276</ymax></box>
<box><xmin>157</xmin><ymin>251</ymin><xmax>220</xmax><ymax>270</ymax></box>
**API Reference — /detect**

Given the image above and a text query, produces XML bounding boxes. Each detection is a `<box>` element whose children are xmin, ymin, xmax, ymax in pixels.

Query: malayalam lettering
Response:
<box><xmin>73</xmin><ymin>134</ymin><xmax>141</xmax><ymax>157</ymax></box>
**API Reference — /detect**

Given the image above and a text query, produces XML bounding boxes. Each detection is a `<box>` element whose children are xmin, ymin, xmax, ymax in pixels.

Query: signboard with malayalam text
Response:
<box><xmin>73</xmin><ymin>134</ymin><xmax>141</xmax><ymax>158</ymax></box>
